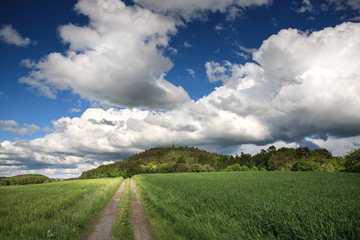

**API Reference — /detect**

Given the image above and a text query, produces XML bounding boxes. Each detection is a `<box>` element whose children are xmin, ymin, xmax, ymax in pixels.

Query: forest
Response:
<box><xmin>80</xmin><ymin>146</ymin><xmax>360</xmax><ymax>179</ymax></box>
<box><xmin>0</xmin><ymin>174</ymin><xmax>52</xmax><ymax>186</ymax></box>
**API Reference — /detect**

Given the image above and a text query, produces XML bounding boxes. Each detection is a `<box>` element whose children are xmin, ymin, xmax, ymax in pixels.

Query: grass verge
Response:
<box><xmin>112</xmin><ymin>178</ymin><xmax>134</xmax><ymax>240</ymax></box>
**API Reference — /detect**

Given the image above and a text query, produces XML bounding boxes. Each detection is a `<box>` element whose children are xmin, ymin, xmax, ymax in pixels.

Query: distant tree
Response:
<box><xmin>313</xmin><ymin>149</ymin><xmax>333</xmax><ymax>159</ymax></box>
<box><xmin>267</xmin><ymin>146</ymin><xmax>276</xmax><ymax>153</ymax></box>
<box><xmin>295</xmin><ymin>147</ymin><xmax>311</xmax><ymax>159</ymax></box>
<box><xmin>158</xmin><ymin>162</ymin><xmax>175</xmax><ymax>173</ymax></box>
<box><xmin>268</xmin><ymin>149</ymin><xmax>296</xmax><ymax>171</ymax></box>
<box><xmin>345</xmin><ymin>148</ymin><xmax>360</xmax><ymax>172</ymax></box>
<box><xmin>176</xmin><ymin>155</ymin><xmax>186</xmax><ymax>164</ymax></box>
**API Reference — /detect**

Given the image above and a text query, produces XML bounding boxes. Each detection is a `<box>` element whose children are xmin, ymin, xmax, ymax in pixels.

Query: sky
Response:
<box><xmin>1</xmin><ymin>0</ymin><xmax>360</xmax><ymax>178</ymax></box>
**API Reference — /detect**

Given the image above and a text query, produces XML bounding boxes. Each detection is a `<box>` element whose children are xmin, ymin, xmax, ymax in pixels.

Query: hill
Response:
<box><xmin>79</xmin><ymin>145</ymin><xmax>355</xmax><ymax>179</ymax></box>
<box><xmin>80</xmin><ymin>146</ymin><xmax>222</xmax><ymax>178</ymax></box>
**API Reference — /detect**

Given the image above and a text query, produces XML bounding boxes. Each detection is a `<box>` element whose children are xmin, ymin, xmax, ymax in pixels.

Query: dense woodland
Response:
<box><xmin>0</xmin><ymin>174</ymin><xmax>52</xmax><ymax>186</ymax></box>
<box><xmin>80</xmin><ymin>146</ymin><xmax>360</xmax><ymax>179</ymax></box>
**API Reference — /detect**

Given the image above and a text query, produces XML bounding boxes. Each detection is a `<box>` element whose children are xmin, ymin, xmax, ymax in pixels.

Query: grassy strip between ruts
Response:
<box><xmin>112</xmin><ymin>178</ymin><xmax>134</xmax><ymax>240</ymax></box>
<box><xmin>133</xmin><ymin>172</ymin><xmax>360</xmax><ymax>240</ymax></box>
<box><xmin>0</xmin><ymin>178</ymin><xmax>122</xmax><ymax>240</ymax></box>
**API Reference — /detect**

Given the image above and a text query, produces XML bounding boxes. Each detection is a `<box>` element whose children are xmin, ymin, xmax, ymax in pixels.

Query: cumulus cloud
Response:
<box><xmin>206</xmin><ymin>22</ymin><xmax>360</xmax><ymax>141</ymax></box>
<box><xmin>134</xmin><ymin>0</ymin><xmax>272</xmax><ymax>21</ymax></box>
<box><xmin>0</xmin><ymin>120</ymin><xmax>19</xmax><ymax>128</ymax></box>
<box><xmin>19</xmin><ymin>0</ymin><xmax>189</xmax><ymax>110</ymax></box>
<box><xmin>0</xmin><ymin>104</ymin><xmax>270</xmax><ymax>177</ymax></box>
<box><xmin>0</xmin><ymin>24</ymin><xmax>36</xmax><ymax>47</ymax></box>
<box><xmin>2</xmin><ymin>22</ymin><xmax>360</xmax><ymax>178</ymax></box>
<box><xmin>0</xmin><ymin>120</ymin><xmax>40</xmax><ymax>135</ymax></box>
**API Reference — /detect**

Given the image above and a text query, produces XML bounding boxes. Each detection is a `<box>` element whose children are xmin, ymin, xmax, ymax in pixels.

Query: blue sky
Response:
<box><xmin>1</xmin><ymin>0</ymin><xmax>360</xmax><ymax>178</ymax></box>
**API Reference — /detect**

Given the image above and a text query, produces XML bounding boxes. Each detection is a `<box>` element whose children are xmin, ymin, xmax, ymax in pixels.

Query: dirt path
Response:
<box><xmin>77</xmin><ymin>179</ymin><xmax>125</xmax><ymax>240</ymax></box>
<box><xmin>130</xmin><ymin>179</ymin><xmax>158</xmax><ymax>240</ymax></box>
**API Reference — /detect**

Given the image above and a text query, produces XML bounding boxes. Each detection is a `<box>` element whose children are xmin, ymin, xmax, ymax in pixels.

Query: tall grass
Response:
<box><xmin>134</xmin><ymin>172</ymin><xmax>360</xmax><ymax>240</ymax></box>
<box><xmin>0</xmin><ymin>178</ymin><xmax>122</xmax><ymax>240</ymax></box>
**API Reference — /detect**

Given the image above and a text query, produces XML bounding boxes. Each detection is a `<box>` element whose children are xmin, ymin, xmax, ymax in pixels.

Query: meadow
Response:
<box><xmin>0</xmin><ymin>178</ymin><xmax>122</xmax><ymax>240</ymax></box>
<box><xmin>133</xmin><ymin>172</ymin><xmax>360</xmax><ymax>240</ymax></box>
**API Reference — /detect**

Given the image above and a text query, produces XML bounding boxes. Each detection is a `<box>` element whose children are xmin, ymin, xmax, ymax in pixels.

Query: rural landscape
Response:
<box><xmin>1</xmin><ymin>146</ymin><xmax>360</xmax><ymax>239</ymax></box>
<box><xmin>1</xmin><ymin>0</ymin><xmax>360</xmax><ymax>239</ymax></box>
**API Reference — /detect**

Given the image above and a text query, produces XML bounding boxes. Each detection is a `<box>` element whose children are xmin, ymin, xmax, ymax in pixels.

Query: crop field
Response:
<box><xmin>0</xmin><ymin>178</ymin><xmax>122</xmax><ymax>240</ymax></box>
<box><xmin>133</xmin><ymin>172</ymin><xmax>360</xmax><ymax>240</ymax></box>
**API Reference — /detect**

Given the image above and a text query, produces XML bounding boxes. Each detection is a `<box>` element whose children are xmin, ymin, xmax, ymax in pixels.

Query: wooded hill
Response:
<box><xmin>80</xmin><ymin>146</ymin><xmax>360</xmax><ymax>179</ymax></box>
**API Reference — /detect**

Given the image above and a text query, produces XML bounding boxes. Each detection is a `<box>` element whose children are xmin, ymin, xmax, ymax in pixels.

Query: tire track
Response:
<box><xmin>130</xmin><ymin>179</ymin><xmax>158</xmax><ymax>240</ymax></box>
<box><xmin>77</xmin><ymin>179</ymin><xmax>125</xmax><ymax>240</ymax></box>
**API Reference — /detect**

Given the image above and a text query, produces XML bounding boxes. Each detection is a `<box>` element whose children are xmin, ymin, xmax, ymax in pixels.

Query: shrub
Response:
<box><xmin>176</xmin><ymin>163</ymin><xmax>190</xmax><ymax>173</ymax></box>
<box><xmin>225</xmin><ymin>164</ymin><xmax>249</xmax><ymax>172</ymax></box>
<box><xmin>158</xmin><ymin>162</ymin><xmax>176</xmax><ymax>173</ymax></box>
<box><xmin>250</xmin><ymin>166</ymin><xmax>259</xmax><ymax>171</ymax></box>
<box><xmin>203</xmin><ymin>164</ymin><xmax>215</xmax><ymax>172</ymax></box>
<box><xmin>291</xmin><ymin>160</ymin><xmax>321</xmax><ymax>171</ymax></box>
<box><xmin>188</xmin><ymin>164</ymin><xmax>206</xmax><ymax>173</ymax></box>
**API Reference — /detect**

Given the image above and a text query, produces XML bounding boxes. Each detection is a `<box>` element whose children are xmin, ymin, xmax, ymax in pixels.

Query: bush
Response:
<box><xmin>225</xmin><ymin>164</ymin><xmax>249</xmax><ymax>172</ymax></box>
<box><xmin>158</xmin><ymin>162</ymin><xmax>176</xmax><ymax>173</ymax></box>
<box><xmin>291</xmin><ymin>160</ymin><xmax>321</xmax><ymax>171</ymax></box>
<box><xmin>250</xmin><ymin>166</ymin><xmax>259</xmax><ymax>171</ymax></box>
<box><xmin>188</xmin><ymin>164</ymin><xmax>206</xmax><ymax>173</ymax></box>
<box><xmin>203</xmin><ymin>164</ymin><xmax>215</xmax><ymax>172</ymax></box>
<box><xmin>176</xmin><ymin>163</ymin><xmax>190</xmax><ymax>173</ymax></box>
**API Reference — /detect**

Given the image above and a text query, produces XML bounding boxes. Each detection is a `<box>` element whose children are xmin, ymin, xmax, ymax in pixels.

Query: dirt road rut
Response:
<box><xmin>130</xmin><ymin>179</ymin><xmax>158</xmax><ymax>240</ymax></box>
<box><xmin>77</xmin><ymin>180</ymin><xmax>125</xmax><ymax>240</ymax></box>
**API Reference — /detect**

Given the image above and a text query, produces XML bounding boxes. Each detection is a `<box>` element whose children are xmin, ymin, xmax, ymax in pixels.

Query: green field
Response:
<box><xmin>133</xmin><ymin>172</ymin><xmax>360</xmax><ymax>240</ymax></box>
<box><xmin>0</xmin><ymin>178</ymin><xmax>122</xmax><ymax>240</ymax></box>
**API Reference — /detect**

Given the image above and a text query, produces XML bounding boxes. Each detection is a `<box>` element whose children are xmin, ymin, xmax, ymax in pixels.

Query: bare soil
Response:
<box><xmin>130</xmin><ymin>179</ymin><xmax>158</xmax><ymax>240</ymax></box>
<box><xmin>77</xmin><ymin>180</ymin><xmax>125</xmax><ymax>240</ymax></box>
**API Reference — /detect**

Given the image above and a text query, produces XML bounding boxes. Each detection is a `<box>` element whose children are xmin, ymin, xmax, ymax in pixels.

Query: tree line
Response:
<box><xmin>0</xmin><ymin>174</ymin><xmax>52</xmax><ymax>186</ymax></box>
<box><xmin>80</xmin><ymin>146</ymin><xmax>360</xmax><ymax>179</ymax></box>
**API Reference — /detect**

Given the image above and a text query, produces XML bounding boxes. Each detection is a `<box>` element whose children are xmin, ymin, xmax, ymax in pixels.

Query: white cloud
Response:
<box><xmin>294</xmin><ymin>0</ymin><xmax>314</xmax><ymax>13</ymax></box>
<box><xmin>233</xmin><ymin>44</ymin><xmax>257</xmax><ymax>59</ymax></box>
<box><xmin>207</xmin><ymin>22</ymin><xmax>360</xmax><ymax>141</ymax></box>
<box><xmin>184</xmin><ymin>41</ymin><xmax>192</xmax><ymax>48</ymax></box>
<box><xmin>0</xmin><ymin>120</ymin><xmax>19</xmax><ymax>128</ymax></box>
<box><xmin>19</xmin><ymin>0</ymin><xmax>189</xmax><ymax>110</ymax></box>
<box><xmin>2</xmin><ymin>22</ymin><xmax>360</xmax><ymax>178</ymax></box>
<box><xmin>205</xmin><ymin>61</ymin><xmax>233</xmax><ymax>83</ymax></box>
<box><xmin>215</xmin><ymin>23</ymin><xmax>224</xmax><ymax>31</ymax></box>
<box><xmin>0</xmin><ymin>24</ymin><xmax>35</xmax><ymax>47</ymax></box>
<box><xmin>2</xmin><ymin>124</ymin><xmax>40</xmax><ymax>136</ymax></box>
<box><xmin>326</xmin><ymin>0</ymin><xmax>360</xmax><ymax>11</ymax></box>
<box><xmin>237</xmin><ymin>44</ymin><xmax>257</xmax><ymax>54</ymax></box>
<box><xmin>186</xmin><ymin>69</ymin><xmax>196</xmax><ymax>79</ymax></box>
<box><xmin>0</xmin><ymin>120</ymin><xmax>40</xmax><ymax>135</ymax></box>
<box><xmin>134</xmin><ymin>0</ymin><xmax>272</xmax><ymax>21</ymax></box>
<box><xmin>69</xmin><ymin>108</ymin><xmax>81</xmax><ymax>113</ymax></box>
